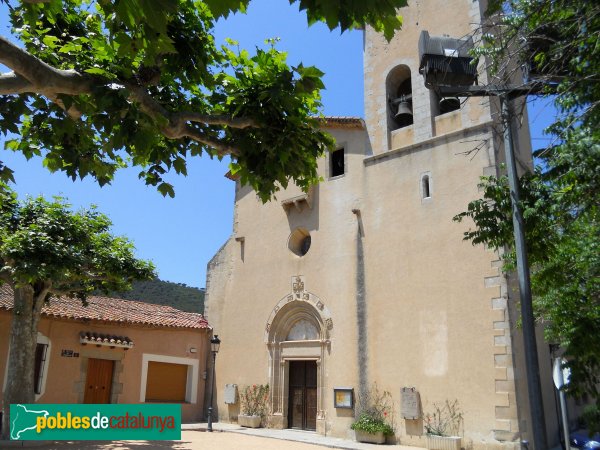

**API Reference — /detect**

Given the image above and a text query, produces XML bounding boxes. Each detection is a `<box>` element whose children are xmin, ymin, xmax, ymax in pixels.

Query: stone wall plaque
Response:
<box><xmin>224</xmin><ymin>383</ymin><xmax>238</xmax><ymax>404</ymax></box>
<box><xmin>401</xmin><ymin>387</ymin><xmax>421</xmax><ymax>419</ymax></box>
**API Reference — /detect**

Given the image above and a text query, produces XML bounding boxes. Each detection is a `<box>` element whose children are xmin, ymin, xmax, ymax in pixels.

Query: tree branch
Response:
<box><xmin>174</xmin><ymin>112</ymin><xmax>258</xmax><ymax>129</ymax></box>
<box><xmin>0</xmin><ymin>72</ymin><xmax>83</xmax><ymax>118</ymax></box>
<box><xmin>0</xmin><ymin>72</ymin><xmax>33</xmax><ymax>94</ymax></box>
<box><xmin>33</xmin><ymin>280</ymin><xmax>52</xmax><ymax>317</ymax></box>
<box><xmin>180</xmin><ymin>125</ymin><xmax>240</xmax><ymax>157</ymax></box>
<box><xmin>48</xmin><ymin>287</ymin><xmax>88</xmax><ymax>296</ymax></box>
<box><xmin>125</xmin><ymin>84</ymin><xmax>242</xmax><ymax>156</ymax></box>
<box><xmin>0</xmin><ymin>36</ymin><xmax>250</xmax><ymax>156</ymax></box>
<box><xmin>0</xmin><ymin>36</ymin><xmax>93</xmax><ymax>95</ymax></box>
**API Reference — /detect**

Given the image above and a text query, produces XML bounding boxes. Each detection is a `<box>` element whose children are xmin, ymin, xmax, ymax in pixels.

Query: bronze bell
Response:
<box><xmin>395</xmin><ymin>101</ymin><xmax>413</xmax><ymax>127</ymax></box>
<box><xmin>439</xmin><ymin>96</ymin><xmax>460</xmax><ymax>114</ymax></box>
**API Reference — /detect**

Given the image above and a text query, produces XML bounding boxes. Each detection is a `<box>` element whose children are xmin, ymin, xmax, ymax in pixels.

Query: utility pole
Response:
<box><xmin>501</xmin><ymin>95</ymin><xmax>548</xmax><ymax>450</ymax></box>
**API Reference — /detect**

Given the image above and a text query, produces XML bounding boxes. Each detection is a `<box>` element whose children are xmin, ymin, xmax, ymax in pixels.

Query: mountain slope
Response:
<box><xmin>110</xmin><ymin>278</ymin><xmax>205</xmax><ymax>314</ymax></box>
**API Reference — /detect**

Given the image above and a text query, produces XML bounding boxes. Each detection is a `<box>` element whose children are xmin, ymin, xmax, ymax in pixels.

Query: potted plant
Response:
<box><xmin>351</xmin><ymin>412</ymin><xmax>394</xmax><ymax>444</ymax></box>
<box><xmin>238</xmin><ymin>384</ymin><xmax>269</xmax><ymax>428</ymax></box>
<box><xmin>351</xmin><ymin>384</ymin><xmax>395</xmax><ymax>444</ymax></box>
<box><xmin>424</xmin><ymin>399</ymin><xmax>463</xmax><ymax>450</ymax></box>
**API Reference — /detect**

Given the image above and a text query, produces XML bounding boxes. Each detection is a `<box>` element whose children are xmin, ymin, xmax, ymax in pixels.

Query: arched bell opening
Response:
<box><xmin>387</xmin><ymin>65</ymin><xmax>414</xmax><ymax>132</ymax></box>
<box><xmin>431</xmin><ymin>90</ymin><xmax>461</xmax><ymax>116</ymax></box>
<box><xmin>439</xmin><ymin>96</ymin><xmax>461</xmax><ymax>114</ymax></box>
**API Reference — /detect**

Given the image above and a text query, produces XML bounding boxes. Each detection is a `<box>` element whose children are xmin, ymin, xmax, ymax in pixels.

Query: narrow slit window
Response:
<box><xmin>330</xmin><ymin>148</ymin><xmax>345</xmax><ymax>177</ymax></box>
<box><xmin>34</xmin><ymin>343</ymin><xmax>48</xmax><ymax>395</ymax></box>
<box><xmin>422</xmin><ymin>175</ymin><xmax>431</xmax><ymax>199</ymax></box>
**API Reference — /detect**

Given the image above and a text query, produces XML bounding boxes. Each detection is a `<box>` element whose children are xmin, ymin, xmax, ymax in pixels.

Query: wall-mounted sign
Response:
<box><xmin>333</xmin><ymin>388</ymin><xmax>354</xmax><ymax>409</ymax></box>
<box><xmin>61</xmin><ymin>349</ymin><xmax>79</xmax><ymax>357</ymax></box>
<box><xmin>224</xmin><ymin>384</ymin><xmax>238</xmax><ymax>404</ymax></box>
<box><xmin>401</xmin><ymin>387</ymin><xmax>421</xmax><ymax>419</ymax></box>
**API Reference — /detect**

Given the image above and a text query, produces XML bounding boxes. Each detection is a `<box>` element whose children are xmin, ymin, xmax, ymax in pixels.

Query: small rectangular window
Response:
<box><xmin>330</xmin><ymin>148</ymin><xmax>345</xmax><ymax>177</ymax></box>
<box><xmin>422</xmin><ymin>175</ymin><xmax>431</xmax><ymax>198</ymax></box>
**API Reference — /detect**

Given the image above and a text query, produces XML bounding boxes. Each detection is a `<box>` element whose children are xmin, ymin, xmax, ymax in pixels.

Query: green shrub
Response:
<box><xmin>351</xmin><ymin>384</ymin><xmax>395</xmax><ymax>436</ymax></box>
<box><xmin>424</xmin><ymin>399</ymin><xmax>463</xmax><ymax>436</ymax></box>
<box><xmin>240</xmin><ymin>384</ymin><xmax>269</xmax><ymax>417</ymax></box>
<box><xmin>351</xmin><ymin>412</ymin><xmax>394</xmax><ymax>435</ymax></box>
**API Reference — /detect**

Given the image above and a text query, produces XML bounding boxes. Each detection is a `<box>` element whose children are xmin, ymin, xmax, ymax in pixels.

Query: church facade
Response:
<box><xmin>204</xmin><ymin>0</ymin><xmax>560</xmax><ymax>448</ymax></box>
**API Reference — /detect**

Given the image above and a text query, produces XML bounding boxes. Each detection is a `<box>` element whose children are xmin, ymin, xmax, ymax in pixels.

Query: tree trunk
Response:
<box><xmin>1</xmin><ymin>286</ymin><xmax>39</xmax><ymax>440</ymax></box>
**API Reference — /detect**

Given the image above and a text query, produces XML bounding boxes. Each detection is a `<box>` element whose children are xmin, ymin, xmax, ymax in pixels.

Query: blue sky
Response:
<box><xmin>0</xmin><ymin>1</ymin><xmax>554</xmax><ymax>288</ymax></box>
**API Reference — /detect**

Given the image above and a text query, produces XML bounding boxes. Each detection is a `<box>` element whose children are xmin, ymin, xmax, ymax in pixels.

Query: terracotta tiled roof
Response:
<box><xmin>0</xmin><ymin>285</ymin><xmax>210</xmax><ymax>330</ymax></box>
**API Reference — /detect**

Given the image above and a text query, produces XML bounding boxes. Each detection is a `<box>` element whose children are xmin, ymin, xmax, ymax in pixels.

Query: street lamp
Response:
<box><xmin>207</xmin><ymin>334</ymin><xmax>221</xmax><ymax>432</ymax></box>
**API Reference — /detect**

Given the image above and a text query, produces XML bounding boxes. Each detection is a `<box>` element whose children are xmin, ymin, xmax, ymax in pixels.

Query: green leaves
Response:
<box><xmin>351</xmin><ymin>413</ymin><xmax>394</xmax><ymax>436</ymax></box>
<box><xmin>0</xmin><ymin>183</ymin><xmax>155</xmax><ymax>295</ymax></box>
<box><xmin>292</xmin><ymin>0</ymin><xmax>406</xmax><ymax>41</ymax></box>
<box><xmin>157</xmin><ymin>182</ymin><xmax>175</xmax><ymax>198</ymax></box>
<box><xmin>211</xmin><ymin>40</ymin><xmax>334</xmax><ymax>200</ymax></box>
<box><xmin>351</xmin><ymin>385</ymin><xmax>395</xmax><ymax>436</ymax></box>
<box><xmin>1</xmin><ymin>0</ymin><xmax>404</xmax><ymax>202</ymax></box>
<box><xmin>203</xmin><ymin>0</ymin><xmax>408</xmax><ymax>40</ymax></box>
<box><xmin>203</xmin><ymin>0</ymin><xmax>247</xmax><ymax>19</ymax></box>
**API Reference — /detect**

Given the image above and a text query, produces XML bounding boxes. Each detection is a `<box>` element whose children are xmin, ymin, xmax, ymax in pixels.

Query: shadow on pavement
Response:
<box><xmin>21</xmin><ymin>440</ymin><xmax>192</xmax><ymax>450</ymax></box>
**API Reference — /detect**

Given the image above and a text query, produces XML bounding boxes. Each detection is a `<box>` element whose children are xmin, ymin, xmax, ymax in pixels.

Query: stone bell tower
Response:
<box><xmin>359</xmin><ymin>0</ymin><xmax>559</xmax><ymax>447</ymax></box>
<box><xmin>363</xmin><ymin>0</ymin><xmax>492</xmax><ymax>155</ymax></box>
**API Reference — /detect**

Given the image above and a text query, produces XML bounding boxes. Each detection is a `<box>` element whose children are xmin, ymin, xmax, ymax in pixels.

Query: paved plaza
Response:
<box><xmin>0</xmin><ymin>424</ymin><xmax>565</xmax><ymax>449</ymax></box>
<box><xmin>2</xmin><ymin>431</ymin><xmax>334</xmax><ymax>449</ymax></box>
<box><xmin>2</xmin><ymin>422</ymin><xmax>424</xmax><ymax>450</ymax></box>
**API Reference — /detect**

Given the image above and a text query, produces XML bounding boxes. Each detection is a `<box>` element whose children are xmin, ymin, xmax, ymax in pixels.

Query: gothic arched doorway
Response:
<box><xmin>264</xmin><ymin>276</ymin><xmax>332</xmax><ymax>434</ymax></box>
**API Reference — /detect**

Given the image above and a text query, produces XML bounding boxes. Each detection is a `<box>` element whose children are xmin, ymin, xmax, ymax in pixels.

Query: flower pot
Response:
<box><xmin>426</xmin><ymin>434</ymin><xmax>462</xmax><ymax>450</ymax></box>
<box><xmin>238</xmin><ymin>414</ymin><xmax>262</xmax><ymax>428</ymax></box>
<box><xmin>355</xmin><ymin>430</ymin><xmax>386</xmax><ymax>444</ymax></box>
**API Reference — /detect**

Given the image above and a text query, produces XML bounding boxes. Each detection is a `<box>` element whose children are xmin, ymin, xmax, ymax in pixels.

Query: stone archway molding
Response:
<box><xmin>264</xmin><ymin>275</ymin><xmax>333</xmax><ymax>343</ymax></box>
<box><xmin>265</xmin><ymin>275</ymin><xmax>332</xmax><ymax>434</ymax></box>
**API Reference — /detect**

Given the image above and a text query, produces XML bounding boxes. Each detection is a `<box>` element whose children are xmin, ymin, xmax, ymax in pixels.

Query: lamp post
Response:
<box><xmin>207</xmin><ymin>334</ymin><xmax>221</xmax><ymax>432</ymax></box>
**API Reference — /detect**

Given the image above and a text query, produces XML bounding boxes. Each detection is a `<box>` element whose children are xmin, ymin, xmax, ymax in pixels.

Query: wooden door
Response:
<box><xmin>84</xmin><ymin>358</ymin><xmax>114</xmax><ymax>404</ymax></box>
<box><xmin>288</xmin><ymin>360</ymin><xmax>317</xmax><ymax>431</ymax></box>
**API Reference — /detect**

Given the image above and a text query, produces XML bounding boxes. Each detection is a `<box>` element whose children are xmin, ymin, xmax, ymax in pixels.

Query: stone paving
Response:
<box><xmin>182</xmin><ymin>422</ymin><xmax>423</xmax><ymax>449</ymax></box>
<box><xmin>1</xmin><ymin>423</ymin><xmax>563</xmax><ymax>450</ymax></box>
<box><xmin>0</xmin><ymin>430</ymin><xmax>330</xmax><ymax>449</ymax></box>
<box><xmin>1</xmin><ymin>422</ymin><xmax>423</xmax><ymax>449</ymax></box>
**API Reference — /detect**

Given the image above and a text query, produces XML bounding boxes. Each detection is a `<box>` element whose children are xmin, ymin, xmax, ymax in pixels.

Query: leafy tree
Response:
<box><xmin>456</xmin><ymin>0</ymin><xmax>599</xmax><ymax>430</ymax></box>
<box><xmin>0</xmin><ymin>184</ymin><xmax>155</xmax><ymax>439</ymax></box>
<box><xmin>0</xmin><ymin>0</ymin><xmax>406</xmax><ymax>201</ymax></box>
